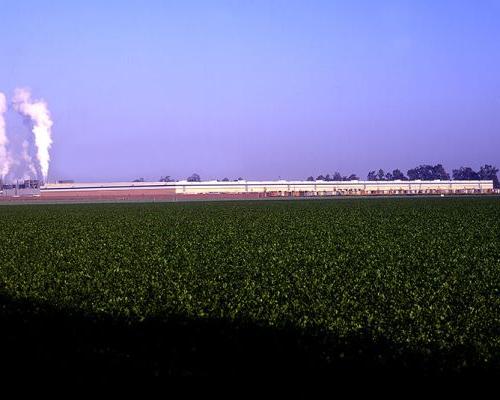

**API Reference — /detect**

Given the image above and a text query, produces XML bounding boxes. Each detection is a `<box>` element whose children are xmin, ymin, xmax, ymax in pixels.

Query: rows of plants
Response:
<box><xmin>0</xmin><ymin>198</ymin><xmax>499</xmax><ymax>374</ymax></box>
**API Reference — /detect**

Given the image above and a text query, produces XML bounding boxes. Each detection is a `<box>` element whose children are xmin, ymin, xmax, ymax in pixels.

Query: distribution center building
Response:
<box><xmin>20</xmin><ymin>179</ymin><xmax>495</xmax><ymax>201</ymax></box>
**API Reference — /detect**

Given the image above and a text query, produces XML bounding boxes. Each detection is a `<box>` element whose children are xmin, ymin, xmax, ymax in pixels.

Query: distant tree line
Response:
<box><xmin>159</xmin><ymin>174</ymin><xmax>203</xmax><ymax>182</ymax></box>
<box><xmin>307</xmin><ymin>172</ymin><xmax>360</xmax><ymax>182</ymax></box>
<box><xmin>364</xmin><ymin>164</ymin><xmax>498</xmax><ymax>188</ymax></box>
<box><xmin>454</xmin><ymin>165</ymin><xmax>499</xmax><ymax>188</ymax></box>
<box><xmin>135</xmin><ymin>164</ymin><xmax>499</xmax><ymax>189</ymax></box>
<box><xmin>367</xmin><ymin>169</ymin><xmax>409</xmax><ymax>181</ymax></box>
<box><xmin>365</xmin><ymin>165</ymin><xmax>451</xmax><ymax>181</ymax></box>
<box><xmin>218</xmin><ymin>177</ymin><xmax>244</xmax><ymax>182</ymax></box>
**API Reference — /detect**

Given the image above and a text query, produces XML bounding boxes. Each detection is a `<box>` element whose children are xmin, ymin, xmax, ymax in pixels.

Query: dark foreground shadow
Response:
<box><xmin>0</xmin><ymin>293</ymin><xmax>497</xmax><ymax>380</ymax></box>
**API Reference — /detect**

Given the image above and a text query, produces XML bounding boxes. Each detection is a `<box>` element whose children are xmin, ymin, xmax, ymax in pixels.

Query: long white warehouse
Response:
<box><xmin>31</xmin><ymin>179</ymin><xmax>495</xmax><ymax>200</ymax></box>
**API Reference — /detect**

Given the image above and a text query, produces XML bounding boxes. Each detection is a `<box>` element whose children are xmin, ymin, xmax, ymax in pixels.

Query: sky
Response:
<box><xmin>0</xmin><ymin>0</ymin><xmax>499</xmax><ymax>182</ymax></box>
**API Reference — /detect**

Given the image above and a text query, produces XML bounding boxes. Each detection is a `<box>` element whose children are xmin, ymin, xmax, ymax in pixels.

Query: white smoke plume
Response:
<box><xmin>0</xmin><ymin>92</ymin><xmax>11</xmax><ymax>179</ymax></box>
<box><xmin>12</xmin><ymin>88</ymin><xmax>53</xmax><ymax>182</ymax></box>
<box><xmin>22</xmin><ymin>139</ymin><xmax>37</xmax><ymax>178</ymax></box>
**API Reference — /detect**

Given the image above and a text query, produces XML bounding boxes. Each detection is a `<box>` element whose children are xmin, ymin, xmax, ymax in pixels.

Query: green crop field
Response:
<box><xmin>0</xmin><ymin>198</ymin><xmax>499</xmax><ymax>377</ymax></box>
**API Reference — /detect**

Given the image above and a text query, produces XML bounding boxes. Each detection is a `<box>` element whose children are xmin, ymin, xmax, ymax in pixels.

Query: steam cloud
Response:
<box><xmin>22</xmin><ymin>139</ymin><xmax>37</xmax><ymax>178</ymax></box>
<box><xmin>12</xmin><ymin>88</ymin><xmax>53</xmax><ymax>182</ymax></box>
<box><xmin>0</xmin><ymin>92</ymin><xmax>10</xmax><ymax>179</ymax></box>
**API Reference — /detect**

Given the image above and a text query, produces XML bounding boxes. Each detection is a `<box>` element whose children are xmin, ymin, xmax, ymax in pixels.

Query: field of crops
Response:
<box><xmin>0</xmin><ymin>198</ymin><xmax>499</xmax><ymax>377</ymax></box>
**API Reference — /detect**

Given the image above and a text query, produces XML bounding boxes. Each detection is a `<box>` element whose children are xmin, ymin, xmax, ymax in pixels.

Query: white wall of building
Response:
<box><xmin>42</xmin><ymin>180</ymin><xmax>494</xmax><ymax>195</ymax></box>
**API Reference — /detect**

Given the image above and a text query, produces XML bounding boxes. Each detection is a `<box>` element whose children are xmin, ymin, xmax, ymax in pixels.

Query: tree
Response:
<box><xmin>347</xmin><ymin>174</ymin><xmax>359</xmax><ymax>181</ymax></box>
<box><xmin>407</xmin><ymin>168</ymin><xmax>418</xmax><ymax>180</ymax></box>
<box><xmin>408</xmin><ymin>165</ymin><xmax>433</xmax><ymax>180</ymax></box>
<box><xmin>377</xmin><ymin>169</ymin><xmax>385</xmax><ymax>181</ymax></box>
<box><xmin>432</xmin><ymin>164</ymin><xmax>450</xmax><ymax>180</ymax></box>
<box><xmin>367</xmin><ymin>171</ymin><xmax>377</xmax><ymax>181</ymax></box>
<box><xmin>133</xmin><ymin>178</ymin><xmax>144</xmax><ymax>182</ymax></box>
<box><xmin>187</xmin><ymin>173</ymin><xmax>201</xmax><ymax>182</ymax></box>
<box><xmin>332</xmin><ymin>172</ymin><xmax>342</xmax><ymax>181</ymax></box>
<box><xmin>306</xmin><ymin>176</ymin><xmax>315</xmax><ymax>181</ymax></box>
<box><xmin>452</xmin><ymin>167</ymin><xmax>479</xmax><ymax>181</ymax></box>
<box><xmin>478</xmin><ymin>164</ymin><xmax>499</xmax><ymax>188</ymax></box>
<box><xmin>407</xmin><ymin>164</ymin><xmax>450</xmax><ymax>180</ymax></box>
<box><xmin>385</xmin><ymin>172</ymin><xmax>393</xmax><ymax>181</ymax></box>
<box><xmin>392</xmin><ymin>169</ymin><xmax>407</xmax><ymax>180</ymax></box>
<box><xmin>221</xmin><ymin>177</ymin><xmax>229</xmax><ymax>182</ymax></box>
<box><xmin>324</xmin><ymin>174</ymin><xmax>332</xmax><ymax>181</ymax></box>
<box><xmin>316</xmin><ymin>174</ymin><xmax>326</xmax><ymax>181</ymax></box>
<box><xmin>159</xmin><ymin>175</ymin><xmax>174</xmax><ymax>182</ymax></box>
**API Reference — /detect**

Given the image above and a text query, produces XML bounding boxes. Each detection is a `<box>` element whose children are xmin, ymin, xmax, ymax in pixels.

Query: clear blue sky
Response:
<box><xmin>1</xmin><ymin>0</ymin><xmax>499</xmax><ymax>181</ymax></box>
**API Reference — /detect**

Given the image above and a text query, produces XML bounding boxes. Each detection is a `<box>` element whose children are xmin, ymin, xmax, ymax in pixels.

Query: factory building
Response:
<box><xmin>0</xmin><ymin>179</ymin><xmax>495</xmax><ymax>201</ymax></box>
<box><xmin>21</xmin><ymin>179</ymin><xmax>495</xmax><ymax>201</ymax></box>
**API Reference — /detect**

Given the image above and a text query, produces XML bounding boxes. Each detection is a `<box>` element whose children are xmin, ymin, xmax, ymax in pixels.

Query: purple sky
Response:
<box><xmin>0</xmin><ymin>0</ymin><xmax>499</xmax><ymax>182</ymax></box>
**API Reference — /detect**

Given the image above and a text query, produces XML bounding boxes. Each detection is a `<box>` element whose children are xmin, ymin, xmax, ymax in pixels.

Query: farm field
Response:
<box><xmin>0</xmin><ymin>198</ymin><xmax>499</xmax><ymax>378</ymax></box>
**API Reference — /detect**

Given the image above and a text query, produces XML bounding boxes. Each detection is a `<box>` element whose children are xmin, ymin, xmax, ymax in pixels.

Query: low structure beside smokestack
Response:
<box><xmin>1</xmin><ymin>179</ymin><xmax>41</xmax><ymax>197</ymax></box>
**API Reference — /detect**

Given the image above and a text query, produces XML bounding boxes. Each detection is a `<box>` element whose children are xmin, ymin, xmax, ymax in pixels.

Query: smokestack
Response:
<box><xmin>12</xmin><ymin>88</ymin><xmax>53</xmax><ymax>182</ymax></box>
<box><xmin>0</xmin><ymin>92</ymin><xmax>10</xmax><ymax>180</ymax></box>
